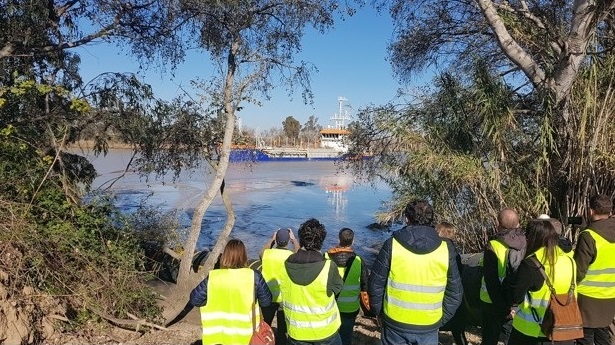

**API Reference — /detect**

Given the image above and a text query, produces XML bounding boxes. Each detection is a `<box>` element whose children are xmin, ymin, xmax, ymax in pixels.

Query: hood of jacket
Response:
<box><xmin>326</xmin><ymin>247</ymin><xmax>356</xmax><ymax>267</ymax></box>
<box><xmin>588</xmin><ymin>217</ymin><xmax>615</xmax><ymax>242</ymax></box>
<box><xmin>494</xmin><ymin>227</ymin><xmax>526</xmax><ymax>251</ymax></box>
<box><xmin>284</xmin><ymin>249</ymin><xmax>326</xmax><ymax>286</ymax></box>
<box><xmin>392</xmin><ymin>225</ymin><xmax>442</xmax><ymax>254</ymax></box>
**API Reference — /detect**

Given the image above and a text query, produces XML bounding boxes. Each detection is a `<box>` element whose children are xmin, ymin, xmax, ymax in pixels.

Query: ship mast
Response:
<box><xmin>331</xmin><ymin>96</ymin><xmax>351</xmax><ymax>130</ymax></box>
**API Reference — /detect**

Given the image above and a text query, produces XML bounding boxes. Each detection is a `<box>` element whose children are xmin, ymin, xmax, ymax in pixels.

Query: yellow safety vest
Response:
<box><xmin>384</xmin><ymin>239</ymin><xmax>449</xmax><ymax>326</ymax></box>
<box><xmin>325</xmin><ymin>253</ymin><xmax>362</xmax><ymax>313</ymax></box>
<box><xmin>279</xmin><ymin>260</ymin><xmax>341</xmax><ymax>341</ymax></box>
<box><xmin>262</xmin><ymin>248</ymin><xmax>293</xmax><ymax>303</ymax></box>
<box><xmin>577</xmin><ymin>229</ymin><xmax>615</xmax><ymax>299</ymax></box>
<box><xmin>512</xmin><ymin>247</ymin><xmax>576</xmax><ymax>338</ymax></box>
<box><xmin>199</xmin><ymin>268</ymin><xmax>258</xmax><ymax>345</ymax></box>
<box><xmin>480</xmin><ymin>239</ymin><xmax>509</xmax><ymax>303</ymax></box>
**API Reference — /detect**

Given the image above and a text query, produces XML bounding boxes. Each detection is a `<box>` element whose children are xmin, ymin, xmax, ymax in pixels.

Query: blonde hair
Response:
<box><xmin>436</xmin><ymin>222</ymin><xmax>457</xmax><ymax>240</ymax></box>
<box><xmin>219</xmin><ymin>239</ymin><xmax>248</xmax><ymax>269</ymax></box>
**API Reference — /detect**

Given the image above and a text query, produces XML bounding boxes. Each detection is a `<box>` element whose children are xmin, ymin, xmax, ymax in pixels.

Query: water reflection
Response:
<box><xmin>86</xmin><ymin>151</ymin><xmax>393</xmax><ymax>264</ymax></box>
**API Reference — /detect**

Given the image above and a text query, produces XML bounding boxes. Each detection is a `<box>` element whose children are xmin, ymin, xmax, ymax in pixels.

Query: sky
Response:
<box><xmin>76</xmin><ymin>6</ymin><xmax>413</xmax><ymax>131</ymax></box>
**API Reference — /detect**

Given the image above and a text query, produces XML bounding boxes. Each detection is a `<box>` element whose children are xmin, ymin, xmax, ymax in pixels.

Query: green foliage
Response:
<box><xmin>282</xmin><ymin>116</ymin><xmax>301</xmax><ymax>139</ymax></box>
<box><xmin>348</xmin><ymin>62</ymin><xmax>552</xmax><ymax>252</ymax></box>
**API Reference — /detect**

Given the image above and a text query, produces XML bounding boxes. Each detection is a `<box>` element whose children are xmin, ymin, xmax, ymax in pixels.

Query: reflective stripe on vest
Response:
<box><xmin>384</xmin><ymin>238</ymin><xmax>449</xmax><ymax>326</ymax></box>
<box><xmin>512</xmin><ymin>247</ymin><xmax>576</xmax><ymax>338</ymax></box>
<box><xmin>280</xmin><ymin>260</ymin><xmax>341</xmax><ymax>341</ymax></box>
<box><xmin>199</xmin><ymin>268</ymin><xmax>257</xmax><ymax>345</ymax></box>
<box><xmin>262</xmin><ymin>248</ymin><xmax>293</xmax><ymax>303</ymax></box>
<box><xmin>479</xmin><ymin>239</ymin><xmax>509</xmax><ymax>304</ymax></box>
<box><xmin>337</xmin><ymin>256</ymin><xmax>362</xmax><ymax>313</ymax></box>
<box><xmin>577</xmin><ymin>229</ymin><xmax>615</xmax><ymax>298</ymax></box>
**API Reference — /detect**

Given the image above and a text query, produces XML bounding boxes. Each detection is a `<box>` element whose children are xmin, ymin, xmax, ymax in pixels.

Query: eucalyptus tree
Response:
<box><xmin>140</xmin><ymin>0</ymin><xmax>355</xmax><ymax>324</ymax></box>
<box><xmin>360</xmin><ymin>0</ymin><xmax>615</xmax><ymax>229</ymax></box>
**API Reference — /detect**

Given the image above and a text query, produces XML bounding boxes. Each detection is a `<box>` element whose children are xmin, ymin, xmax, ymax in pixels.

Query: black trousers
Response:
<box><xmin>576</xmin><ymin>327</ymin><xmax>612</xmax><ymax>345</ymax></box>
<box><xmin>481</xmin><ymin>301</ymin><xmax>512</xmax><ymax>345</ymax></box>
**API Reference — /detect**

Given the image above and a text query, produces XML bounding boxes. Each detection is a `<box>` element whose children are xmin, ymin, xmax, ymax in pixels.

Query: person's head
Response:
<box><xmin>219</xmin><ymin>239</ymin><xmax>248</xmax><ymax>269</ymax></box>
<box><xmin>497</xmin><ymin>208</ymin><xmax>520</xmax><ymax>230</ymax></box>
<box><xmin>404</xmin><ymin>200</ymin><xmax>434</xmax><ymax>226</ymax></box>
<box><xmin>436</xmin><ymin>222</ymin><xmax>457</xmax><ymax>240</ymax></box>
<box><xmin>338</xmin><ymin>228</ymin><xmax>354</xmax><ymax>247</ymax></box>
<box><xmin>525</xmin><ymin>219</ymin><xmax>558</xmax><ymax>268</ymax></box>
<box><xmin>275</xmin><ymin>228</ymin><xmax>291</xmax><ymax>247</ymax></box>
<box><xmin>298</xmin><ymin>218</ymin><xmax>326</xmax><ymax>251</ymax></box>
<box><xmin>537</xmin><ymin>214</ymin><xmax>564</xmax><ymax>235</ymax></box>
<box><xmin>589</xmin><ymin>194</ymin><xmax>613</xmax><ymax>221</ymax></box>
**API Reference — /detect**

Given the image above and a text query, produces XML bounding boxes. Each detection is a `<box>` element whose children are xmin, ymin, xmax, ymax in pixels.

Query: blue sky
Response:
<box><xmin>76</xmin><ymin>6</ymin><xmax>415</xmax><ymax>130</ymax></box>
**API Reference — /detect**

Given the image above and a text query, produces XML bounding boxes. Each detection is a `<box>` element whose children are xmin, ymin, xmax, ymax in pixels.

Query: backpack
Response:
<box><xmin>530</xmin><ymin>257</ymin><xmax>584</xmax><ymax>342</ymax></box>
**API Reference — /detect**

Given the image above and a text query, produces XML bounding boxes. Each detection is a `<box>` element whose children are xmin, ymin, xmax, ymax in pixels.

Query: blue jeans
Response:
<box><xmin>288</xmin><ymin>332</ymin><xmax>342</xmax><ymax>345</ymax></box>
<box><xmin>339</xmin><ymin>312</ymin><xmax>358</xmax><ymax>345</ymax></box>
<box><xmin>381</xmin><ymin>324</ymin><xmax>439</xmax><ymax>345</ymax></box>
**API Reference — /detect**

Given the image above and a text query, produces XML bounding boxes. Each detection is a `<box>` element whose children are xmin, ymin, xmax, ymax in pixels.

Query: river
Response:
<box><xmin>87</xmin><ymin>149</ymin><xmax>395</xmax><ymax>265</ymax></box>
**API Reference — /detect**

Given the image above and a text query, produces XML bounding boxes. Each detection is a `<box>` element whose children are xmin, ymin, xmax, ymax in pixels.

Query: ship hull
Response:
<box><xmin>229</xmin><ymin>148</ymin><xmax>346</xmax><ymax>162</ymax></box>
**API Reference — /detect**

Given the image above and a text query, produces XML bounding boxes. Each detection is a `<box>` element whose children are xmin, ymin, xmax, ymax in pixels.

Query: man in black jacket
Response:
<box><xmin>368</xmin><ymin>200</ymin><xmax>462</xmax><ymax>345</ymax></box>
<box><xmin>480</xmin><ymin>208</ymin><xmax>526</xmax><ymax>345</ymax></box>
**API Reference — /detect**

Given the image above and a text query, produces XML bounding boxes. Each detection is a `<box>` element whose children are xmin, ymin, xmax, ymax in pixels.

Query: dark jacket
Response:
<box><xmin>482</xmin><ymin>227</ymin><xmax>526</xmax><ymax>313</ymax></box>
<box><xmin>573</xmin><ymin>217</ymin><xmax>615</xmax><ymax>327</ymax></box>
<box><xmin>189</xmin><ymin>269</ymin><xmax>272</xmax><ymax>308</ymax></box>
<box><xmin>367</xmin><ymin>225</ymin><xmax>463</xmax><ymax>332</ymax></box>
<box><xmin>326</xmin><ymin>246</ymin><xmax>369</xmax><ymax>292</ymax></box>
<box><xmin>284</xmin><ymin>249</ymin><xmax>344</xmax><ymax>297</ymax></box>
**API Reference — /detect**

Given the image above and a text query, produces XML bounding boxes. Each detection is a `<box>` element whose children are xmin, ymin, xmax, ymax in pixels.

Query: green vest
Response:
<box><xmin>327</xmin><ymin>253</ymin><xmax>362</xmax><ymax>313</ymax></box>
<box><xmin>384</xmin><ymin>238</ymin><xmax>449</xmax><ymax>326</ymax></box>
<box><xmin>577</xmin><ymin>229</ymin><xmax>615</xmax><ymax>298</ymax></box>
<box><xmin>199</xmin><ymin>268</ymin><xmax>257</xmax><ymax>345</ymax></box>
<box><xmin>480</xmin><ymin>239</ymin><xmax>509</xmax><ymax>303</ymax></box>
<box><xmin>512</xmin><ymin>247</ymin><xmax>576</xmax><ymax>337</ymax></box>
<box><xmin>279</xmin><ymin>260</ymin><xmax>341</xmax><ymax>341</ymax></box>
<box><xmin>262</xmin><ymin>247</ymin><xmax>293</xmax><ymax>303</ymax></box>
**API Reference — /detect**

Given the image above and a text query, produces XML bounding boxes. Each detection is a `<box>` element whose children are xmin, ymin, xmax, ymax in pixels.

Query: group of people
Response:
<box><xmin>188</xmin><ymin>194</ymin><xmax>615</xmax><ymax>345</ymax></box>
<box><xmin>476</xmin><ymin>194</ymin><xmax>615</xmax><ymax>345</ymax></box>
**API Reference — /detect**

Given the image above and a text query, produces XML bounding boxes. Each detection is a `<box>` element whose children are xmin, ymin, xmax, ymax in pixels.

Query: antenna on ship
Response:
<box><xmin>332</xmin><ymin>96</ymin><xmax>351</xmax><ymax>129</ymax></box>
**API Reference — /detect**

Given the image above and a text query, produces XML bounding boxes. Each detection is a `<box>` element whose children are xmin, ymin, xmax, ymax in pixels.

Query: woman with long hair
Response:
<box><xmin>190</xmin><ymin>239</ymin><xmax>272</xmax><ymax>345</ymax></box>
<box><xmin>505</xmin><ymin>219</ymin><xmax>579</xmax><ymax>345</ymax></box>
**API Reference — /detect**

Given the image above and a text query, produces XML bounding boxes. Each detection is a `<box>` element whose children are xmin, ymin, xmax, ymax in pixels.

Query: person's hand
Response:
<box><xmin>507</xmin><ymin>307</ymin><xmax>517</xmax><ymax>320</ymax></box>
<box><xmin>289</xmin><ymin>229</ymin><xmax>296</xmax><ymax>241</ymax></box>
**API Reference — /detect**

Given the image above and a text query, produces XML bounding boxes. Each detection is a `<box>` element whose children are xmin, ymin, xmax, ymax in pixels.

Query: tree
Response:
<box><xmin>300</xmin><ymin>115</ymin><xmax>322</xmax><ymax>146</ymax></box>
<box><xmin>0</xmin><ymin>0</ymin><xmax>349</xmax><ymax>332</ymax></box>
<box><xmin>283</xmin><ymin>115</ymin><xmax>302</xmax><ymax>140</ymax></box>
<box><xmin>138</xmin><ymin>0</ymin><xmax>354</xmax><ymax>325</ymax></box>
<box><xmin>369</xmin><ymin>0</ymin><xmax>615</xmax><ymax>223</ymax></box>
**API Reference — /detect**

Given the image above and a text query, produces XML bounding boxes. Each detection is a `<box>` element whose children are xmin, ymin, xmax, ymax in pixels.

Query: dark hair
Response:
<box><xmin>298</xmin><ymin>218</ymin><xmax>326</xmax><ymax>251</ymax></box>
<box><xmin>338</xmin><ymin>228</ymin><xmax>354</xmax><ymax>247</ymax></box>
<box><xmin>404</xmin><ymin>200</ymin><xmax>434</xmax><ymax>226</ymax></box>
<box><xmin>590</xmin><ymin>194</ymin><xmax>613</xmax><ymax>215</ymax></box>
<box><xmin>525</xmin><ymin>220</ymin><xmax>558</xmax><ymax>279</ymax></box>
<box><xmin>219</xmin><ymin>239</ymin><xmax>248</xmax><ymax>269</ymax></box>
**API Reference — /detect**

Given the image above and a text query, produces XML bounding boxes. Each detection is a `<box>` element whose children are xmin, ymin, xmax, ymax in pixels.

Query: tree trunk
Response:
<box><xmin>159</xmin><ymin>39</ymin><xmax>240</xmax><ymax>325</ymax></box>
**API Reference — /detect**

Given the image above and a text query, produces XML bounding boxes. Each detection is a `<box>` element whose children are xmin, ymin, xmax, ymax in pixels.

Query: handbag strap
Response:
<box><xmin>530</xmin><ymin>256</ymin><xmax>575</xmax><ymax>305</ymax></box>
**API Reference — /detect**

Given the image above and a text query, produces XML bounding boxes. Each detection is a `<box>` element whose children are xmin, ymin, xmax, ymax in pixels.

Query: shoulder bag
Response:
<box><xmin>530</xmin><ymin>256</ymin><xmax>584</xmax><ymax>342</ymax></box>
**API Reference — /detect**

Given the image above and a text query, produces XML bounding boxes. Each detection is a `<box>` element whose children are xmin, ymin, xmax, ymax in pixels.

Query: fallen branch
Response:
<box><xmin>89</xmin><ymin>307</ymin><xmax>168</xmax><ymax>332</ymax></box>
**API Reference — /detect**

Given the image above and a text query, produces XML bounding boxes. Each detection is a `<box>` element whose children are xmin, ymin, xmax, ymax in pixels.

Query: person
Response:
<box><xmin>368</xmin><ymin>200</ymin><xmax>462</xmax><ymax>345</ymax></box>
<box><xmin>260</xmin><ymin>228</ymin><xmax>300</xmax><ymax>345</ymax></box>
<box><xmin>278</xmin><ymin>218</ymin><xmax>344</xmax><ymax>345</ymax></box>
<box><xmin>435</xmin><ymin>221</ymin><xmax>469</xmax><ymax>345</ymax></box>
<box><xmin>436</xmin><ymin>221</ymin><xmax>457</xmax><ymax>240</ymax></box>
<box><xmin>479</xmin><ymin>208</ymin><xmax>526</xmax><ymax>345</ymax></box>
<box><xmin>574</xmin><ymin>194</ymin><xmax>615</xmax><ymax>345</ymax></box>
<box><xmin>537</xmin><ymin>214</ymin><xmax>573</xmax><ymax>253</ymax></box>
<box><xmin>325</xmin><ymin>228</ymin><xmax>369</xmax><ymax>345</ymax></box>
<box><xmin>190</xmin><ymin>238</ymin><xmax>273</xmax><ymax>345</ymax></box>
<box><xmin>505</xmin><ymin>219</ymin><xmax>578</xmax><ymax>345</ymax></box>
